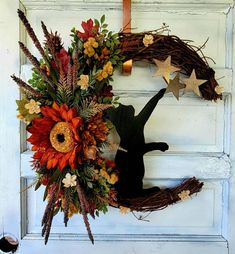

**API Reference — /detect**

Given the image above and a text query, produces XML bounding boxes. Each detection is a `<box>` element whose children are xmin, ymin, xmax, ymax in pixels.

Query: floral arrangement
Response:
<box><xmin>12</xmin><ymin>9</ymin><xmax>223</xmax><ymax>245</ymax></box>
<box><xmin>13</xmin><ymin>11</ymin><xmax>124</xmax><ymax>244</ymax></box>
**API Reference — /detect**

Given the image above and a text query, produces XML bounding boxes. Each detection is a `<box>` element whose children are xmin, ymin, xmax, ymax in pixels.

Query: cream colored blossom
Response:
<box><xmin>215</xmin><ymin>85</ymin><xmax>224</xmax><ymax>95</ymax></box>
<box><xmin>24</xmin><ymin>99</ymin><xmax>41</xmax><ymax>114</ymax></box>
<box><xmin>62</xmin><ymin>173</ymin><xmax>77</xmax><ymax>188</ymax></box>
<box><xmin>143</xmin><ymin>34</ymin><xmax>154</xmax><ymax>47</ymax></box>
<box><xmin>178</xmin><ymin>190</ymin><xmax>190</xmax><ymax>201</ymax></box>
<box><xmin>119</xmin><ymin>206</ymin><xmax>131</xmax><ymax>214</ymax></box>
<box><xmin>78</xmin><ymin>75</ymin><xmax>89</xmax><ymax>90</ymax></box>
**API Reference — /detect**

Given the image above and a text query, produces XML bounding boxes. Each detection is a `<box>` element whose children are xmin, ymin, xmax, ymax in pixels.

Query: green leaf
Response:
<box><xmin>71</xmin><ymin>27</ymin><xmax>76</xmax><ymax>33</ymax></box>
<box><xmin>102</xmin><ymin>24</ymin><xmax>108</xmax><ymax>28</ymax></box>
<box><xmin>110</xmin><ymin>59</ymin><xmax>117</xmax><ymax>65</ymax></box>
<box><xmin>101</xmin><ymin>15</ymin><xmax>105</xmax><ymax>24</ymax></box>
<box><xmin>34</xmin><ymin>181</ymin><xmax>41</xmax><ymax>191</ymax></box>
<box><xmin>49</xmin><ymin>169</ymin><xmax>62</xmax><ymax>184</ymax></box>
<box><xmin>102</xmin><ymin>29</ymin><xmax>108</xmax><ymax>34</ymax></box>
<box><xmin>94</xmin><ymin>19</ymin><xmax>100</xmax><ymax>27</ymax></box>
<box><xmin>114</xmin><ymin>49</ymin><xmax>121</xmax><ymax>55</ymax></box>
<box><xmin>53</xmin><ymin>207</ymin><xmax>60</xmax><ymax>216</ymax></box>
<box><xmin>113</xmin><ymin>55</ymin><xmax>120</xmax><ymax>60</ymax></box>
<box><xmin>106</xmin><ymin>40</ymin><xmax>111</xmax><ymax>47</ymax></box>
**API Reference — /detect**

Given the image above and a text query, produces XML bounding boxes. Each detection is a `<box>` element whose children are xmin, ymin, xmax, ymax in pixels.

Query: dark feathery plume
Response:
<box><xmin>41</xmin><ymin>184</ymin><xmax>58</xmax><ymax>244</ymax></box>
<box><xmin>11</xmin><ymin>74</ymin><xmax>42</xmax><ymax>98</ymax></box>
<box><xmin>18</xmin><ymin>41</ymin><xmax>55</xmax><ymax>91</ymax></box>
<box><xmin>44</xmin><ymin>211</ymin><xmax>54</xmax><ymax>245</ymax></box>
<box><xmin>76</xmin><ymin>182</ymin><xmax>94</xmax><ymax>244</ymax></box>
<box><xmin>78</xmin><ymin>183</ymin><xmax>95</xmax><ymax>219</ymax></box>
<box><xmin>63</xmin><ymin>188</ymin><xmax>70</xmax><ymax>227</ymax></box>
<box><xmin>72</xmin><ymin>47</ymin><xmax>79</xmax><ymax>91</ymax></box>
<box><xmin>67</xmin><ymin>62</ymin><xmax>73</xmax><ymax>91</ymax></box>
<box><xmin>17</xmin><ymin>9</ymin><xmax>49</xmax><ymax>65</ymax></box>
<box><xmin>41</xmin><ymin>21</ymin><xmax>50</xmax><ymax>42</ymax></box>
<box><xmin>41</xmin><ymin>22</ymin><xmax>57</xmax><ymax>60</ymax></box>
<box><xmin>41</xmin><ymin>21</ymin><xmax>63</xmax><ymax>69</ymax></box>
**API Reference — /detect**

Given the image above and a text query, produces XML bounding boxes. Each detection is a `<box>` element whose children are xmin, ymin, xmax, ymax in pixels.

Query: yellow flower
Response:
<box><xmin>100</xmin><ymin>169</ymin><xmax>110</xmax><ymax>181</ymax></box>
<box><xmin>17</xmin><ymin>113</ymin><xmax>24</xmax><ymax>120</ymax></box>
<box><xmin>62</xmin><ymin>173</ymin><xmax>77</xmax><ymax>188</ymax></box>
<box><xmin>103</xmin><ymin>61</ymin><xmax>113</xmax><ymax>75</ymax></box>
<box><xmin>96</xmin><ymin>61</ymin><xmax>113</xmax><ymax>81</ymax></box>
<box><xmin>84</xmin><ymin>37</ymin><xmax>98</xmax><ymax>57</ymax></box>
<box><xmin>215</xmin><ymin>85</ymin><xmax>224</xmax><ymax>95</ymax></box>
<box><xmin>88</xmin><ymin>37</ymin><xmax>98</xmax><ymax>48</ymax></box>
<box><xmin>96</xmin><ymin>70</ymin><xmax>104</xmax><ymax>81</ymax></box>
<box><xmin>78</xmin><ymin>74</ymin><xmax>89</xmax><ymax>90</ymax></box>
<box><xmin>143</xmin><ymin>34</ymin><xmax>154</xmax><ymax>47</ymax></box>
<box><xmin>108</xmin><ymin>173</ymin><xmax>118</xmax><ymax>184</ymax></box>
<box><xmin>24</xmin><ymin>99</ymin><xmax>41</xmax><ymax>114</ymax></box>
<box><xmin>178</xmin><ymin>190</ymin><xmax>190</xmax><ymax>201</ymax></box>
<box><xmin>119</xmin><ymin>206</ymin><xmax>131</xmax><ymax>214</ymax></box>
<box><xmin>17</xmin><ymin>113</ymin><xmax>30</xmax><ymax>124</ymax></box>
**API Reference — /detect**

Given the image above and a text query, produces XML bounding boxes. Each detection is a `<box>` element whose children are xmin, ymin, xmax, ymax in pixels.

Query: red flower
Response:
<box><xmin>55</xmin><ymin>48</ymin><xmax>70</xmax><ymax>74</ymax></box>
<box><xmin>77</xmin><ymin>19</ymin><xmax>99</xmax><ymax>40</ymax></box>
<box><xmin>105</xmin><ymin>160</ymin><xmax>116</xmax><ymax>169</ymax></box>
<box><xmin>99</xmin><ymin>85</ymin><xmax>114</xmax><ymax>98</ymax></box>
<box><xmin>27</xmin><ymin>102</ymin><xmax>83</xmax><ymax>171</ymax></box>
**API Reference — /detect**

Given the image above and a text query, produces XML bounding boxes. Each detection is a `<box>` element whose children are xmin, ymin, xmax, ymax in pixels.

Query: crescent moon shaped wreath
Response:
<box><xmin>12</xmin><ymin>10</ymin><xmax>223</xmax><ymax>244</ymax></box>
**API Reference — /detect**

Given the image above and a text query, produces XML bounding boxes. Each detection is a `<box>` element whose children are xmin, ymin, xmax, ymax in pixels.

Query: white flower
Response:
<box><xmin>62</xmin><ymin>173</ymin><xmax>77</xmax><ymax>188</ymax></box>
<box><xmin>25</xmin><ymin>99</ymin><xmax>41</xmax><ymax>114</ymax></box>
<box><xmin>78</xmin><ymin>75</ymin><xmax>89</xmax><ymax>90</ymax></box>
<box><xmin>143</xmin><ymin>34</ymin><xmax>154</xmax><ymax>47</ymax></box>
<box><xmin>214</xmin><ymin>85</ymin><xmax>224</xmax><ymax>95</ymax></box>
<box><xmin>178</xmin><ymin>190</ymin><xmax>190</xmax><ymax>201</ymax></box>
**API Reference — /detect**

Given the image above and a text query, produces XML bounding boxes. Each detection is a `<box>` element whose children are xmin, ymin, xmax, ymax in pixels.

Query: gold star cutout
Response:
<box><xmin>183</xmin><ymin>69</ymin><xmax>207</xmax><ymax>97</ymax></box>
<box><xmin>153</xmin><ymin>56</ymin><xmax>181</xmax><ymax>83</ymax></box>
<box><xmin>166</xmin><ymin>73</ymin><xmax>185</xmax><ymax>100</ymax></box>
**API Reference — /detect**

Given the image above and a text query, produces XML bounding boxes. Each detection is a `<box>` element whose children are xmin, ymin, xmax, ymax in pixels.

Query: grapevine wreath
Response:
<box><xmin>12</xmin><ymin>10</ymin><xmax>224</xmax><ymax>244</ymax></box>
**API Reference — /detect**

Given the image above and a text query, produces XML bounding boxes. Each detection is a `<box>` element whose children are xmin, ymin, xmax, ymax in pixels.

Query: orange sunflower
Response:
<box><xmin>27</xmin><ymin>102</ymin><xmax>83</xmax><ymax>170</ymax></box>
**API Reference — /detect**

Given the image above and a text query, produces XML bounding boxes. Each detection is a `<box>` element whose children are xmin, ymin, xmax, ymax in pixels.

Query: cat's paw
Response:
<box><xmin>160</xmin><ymin>142</ymin><xmax>169</xmax><ymax>152</ymax></box>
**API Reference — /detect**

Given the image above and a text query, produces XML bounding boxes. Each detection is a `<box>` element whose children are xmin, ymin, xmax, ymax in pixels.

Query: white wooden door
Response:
<box><xmin>1</xmin><ymin>0</ymin><xmax>235</xmax><ymax>253</ymax></box>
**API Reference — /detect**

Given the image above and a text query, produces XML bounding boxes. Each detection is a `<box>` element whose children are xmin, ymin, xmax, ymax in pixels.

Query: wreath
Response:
<box><xmin>13</xmin><ymin>10</ymin><xmax>223</xmax><ymax>244</ymax></box>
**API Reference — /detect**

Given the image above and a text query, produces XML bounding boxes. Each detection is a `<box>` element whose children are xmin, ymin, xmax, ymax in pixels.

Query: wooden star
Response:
<box><xmin>183</xmin><ymin>69</ymin><xmax>207</xmax><ymax>97</ymax></box>
<box><xmin>153</xmin><ymin>56</ymin><xmax>181</xmax><ymax>83</ymax></box>
<box><xmin>166</xmin><ymin>73</ymin><xmax>185</xmax><ymax>100</ymax></box>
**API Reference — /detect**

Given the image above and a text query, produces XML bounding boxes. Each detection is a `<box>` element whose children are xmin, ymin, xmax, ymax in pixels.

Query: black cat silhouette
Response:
<box><xmin>107</xmin><ymin>88</ymin><xmax>169</xmax><ymax>198</ymax></box>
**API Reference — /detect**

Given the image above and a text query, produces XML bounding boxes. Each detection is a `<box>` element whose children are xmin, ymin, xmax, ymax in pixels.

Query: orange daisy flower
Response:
<box><xmin>27</xmin><ymin>102</ymin><xmax>83</xmax><ymax>171</ymax></box>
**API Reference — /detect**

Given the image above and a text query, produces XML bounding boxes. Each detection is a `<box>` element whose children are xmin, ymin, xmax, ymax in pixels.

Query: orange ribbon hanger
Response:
<box><xmin>122</xmin><ymin>0</ymin><xmax>133</xmax><ymax>75</ymax></box>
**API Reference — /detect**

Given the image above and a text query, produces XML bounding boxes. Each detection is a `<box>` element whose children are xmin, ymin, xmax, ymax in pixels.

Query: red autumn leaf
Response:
<box><xmin>77</xmin><ymin>19</ymin><xmax>99</xmax><ymax>40</ymax></box>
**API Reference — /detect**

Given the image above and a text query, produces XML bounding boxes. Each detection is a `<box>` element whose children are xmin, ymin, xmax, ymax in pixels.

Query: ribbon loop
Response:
<box><xmin>122</xmin><ymin>0</ymin><xmax>132</xmax><ymax>75</ymax></box>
